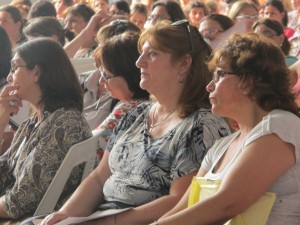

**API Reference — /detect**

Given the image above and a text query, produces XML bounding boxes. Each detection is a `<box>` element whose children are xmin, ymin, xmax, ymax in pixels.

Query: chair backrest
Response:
<box><xmin>33</xmin><ymin>131</ymin><xmax>101</xmax><ymax>216</ymax></box>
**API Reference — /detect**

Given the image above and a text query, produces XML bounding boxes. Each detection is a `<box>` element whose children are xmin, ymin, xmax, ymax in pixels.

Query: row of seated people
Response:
<box><xmin>0</xmin><ymin>18</ymin><xmax>299</xmax><ymax>225</ymax></box>
<box><xmin>3</xmin><ymin>0</ymin><xmax>298</xmax><ymax>223</ymax></box>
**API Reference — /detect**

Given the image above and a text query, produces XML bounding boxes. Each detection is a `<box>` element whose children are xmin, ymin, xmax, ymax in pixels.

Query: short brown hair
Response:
<box><xmin>209</xmin><ymin>33</ymin><xmax>299</xmax><ymax>116</ymax></box>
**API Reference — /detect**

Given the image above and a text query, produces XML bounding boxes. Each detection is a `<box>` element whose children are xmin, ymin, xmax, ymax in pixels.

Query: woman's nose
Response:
<box><xmin>206</xmin><ymin>80</ymin><xmax>215</xmax><ymax>92</ymax></box>
<box><xmin>136</xmin><ymin>54</ymin><xmax>145</xmax><ymax>68</ymax></box>
<box><xmin>7</xmin><ymin>73</ymin><xmax>13</xmax><ymax>83</ymax></box>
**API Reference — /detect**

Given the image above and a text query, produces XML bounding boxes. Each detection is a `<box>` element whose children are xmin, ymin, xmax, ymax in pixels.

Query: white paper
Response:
<box><xmin>51</xmin><ymin>208</ymin><xmax>132</xmax><ymax>225</ymax></box>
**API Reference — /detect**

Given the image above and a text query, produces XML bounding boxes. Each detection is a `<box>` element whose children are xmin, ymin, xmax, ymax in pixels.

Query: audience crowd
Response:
<box><xmin>0</xmin><ymin>0</ymin><xmax>299</xmax><ymax>224</ymax></box>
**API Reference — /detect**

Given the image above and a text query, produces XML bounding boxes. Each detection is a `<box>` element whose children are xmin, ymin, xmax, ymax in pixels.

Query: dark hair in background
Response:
<box><xmin>110</xmin><ymin>0</ymin><xmax>130</xmax><ymax>14</ymax></box>
<box><xmin>14</xmin><ymin>38</ymin><xmax>83</xmax><ymax>112</ymax></box>
<box><xmin>100</xmin><ymin>32</ymin><xmax>149</xmax><ymax>101</ymax></box>
<box><xmin>201</xmin><ymin>14</ymin><xmax>234</xmax><ymax>31</ymax></box>
<box><xmin>28</xmin><ymin>0</ymin><xmax>57</xmax><ymax>19</ymax></box>
<box><xmin>0</xmin><ymin>5</ymin><xmax>24</xmax><ymax>33</ymax></box>
<box><xmin>152</xmin><ymin>0</ymin><xmax>186</xmax><ymax>22</ymax></box>
<box><xmin>96</xmin><ymin>19</ymin><xmax>140</xmax><ymax>43</ymax></box>
<box><xmin>138</xmin><ymin>21</ymin><xmax>212</xmax><ymax>118</ymax></box>
<box><xmin>24</xmin><ymin>17</ymin><xmax>66</xmax><ymax>46</ymax></box>
<box><xmin>252</xmin><ymin>18</ymin><xmax>290</xmax><ymax>55</ymax></box>
<box><xmin>0</xmin><ymin>26</ymin><xmax>12</xmax><ymax>80</ymax></box>
<box><xmin>265</xmin><ymin>0</ymin><xmax>288</xmax><ymax>26</ymax></box>
<box><xmin>209</xmin><ymin>33</ymin><xmax>299</xmax><ymax>116</ymax></box>
<box><xmin>67</xmin><ymin>3</ymin><xmax>95</xmax><ymax>22</ymax></box>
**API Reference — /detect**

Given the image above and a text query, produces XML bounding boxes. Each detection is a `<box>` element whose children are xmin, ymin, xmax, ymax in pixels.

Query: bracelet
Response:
<box><xmin>114</xmin><ymin>214</ymin><xmax>117</xmax><ymax>225</ymax></box>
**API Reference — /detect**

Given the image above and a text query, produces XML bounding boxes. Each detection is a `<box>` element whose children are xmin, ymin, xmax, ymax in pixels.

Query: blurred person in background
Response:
<box><xmin>228</xmin><ymin>0</ymin><xmax>259</xmax><ymax>31</ymax></box>
<box><xmin>187</xmin><ymin>0</ymin><xmax>209</xmax><ymax>28</ymax></box>
<box><xmin>108</xmin><ymin>0</ymin><xmax>130</xmax><ymax>18</ymax></box>
<box><xmin>130</xmin><ymin>3</ymin><xmax>147</xmax><ymax>30</ymax></box>
<box><xmin>64</xmin><ymin>3</ymin><xmax>96</xmax><ymax>58</ymax></box>
<box><xmin>54</xmin><ymin>0</ymin><xmax>73</xmax><ymax>20</ymax></box>
<box><xmin>0</xmin><ymin>5</ymin><xmax>26</xmax><ymax>48</ymax></box>
<box><xmin>144</xmin><ymin>0</ymin><xmax>186</xmax><ymax>28</ymax></box>
<box><xmin>253</xmin><ymin>18</ymin><xmax>298</xmax><ymax>66</ymax></box>
<box><xmin>199</xmin><ymin>13</ymin><xmax>234</xmax><ymax>44</ymax></box>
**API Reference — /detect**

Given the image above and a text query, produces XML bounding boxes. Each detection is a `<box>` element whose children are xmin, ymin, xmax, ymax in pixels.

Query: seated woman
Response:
<box><xmin>0</xmin><ymin>38</ymin><xmax>91</xmax><ymax>219</ymax></box>
<box><xmin>81</xmin><ymin>20</ymin><xmax>141</xmax><ymax>131</ymax></box>
<box><xmin>253</xmin><ymin>18</ymin><xmax>298</xmax><ymax>66</ymax></box>
<box><xmin>93</xmin><ymin>31</ymin><xmax>150</xmax><ymax>154</ymax></box>
<box><xmin>144</xmin><ymin>0</ymin><xmax>186</xmax><ymax>28</ymax></box>
<box><xmin>227</xmin><ymin>0</ymin><xmax>259</xmax><ymax>32</ymax></box>
<box><xmin>155</xmin><ymin>33</ymin><xmax>300</xmax><ymax>225</ymax></box>
<box><xmin>64</xmin><ymin>3</ymin><xmax>96</xmax><ymax>58</ymax></box>
<box><xmin>41</xmin><ymin>20</ymin><xmax>230</xmax><ymax>225</ymax></box>
<box><xmin>199</xmin><ymin>14</ymin><xmax>234</xmax><ymax>44</ymax></box>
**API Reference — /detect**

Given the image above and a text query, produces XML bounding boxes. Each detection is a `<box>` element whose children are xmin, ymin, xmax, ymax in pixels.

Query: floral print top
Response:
<box><xmin>0</xmin><ymin>108</ymin><xmax>91</xmax><ymax>219</ymax></box>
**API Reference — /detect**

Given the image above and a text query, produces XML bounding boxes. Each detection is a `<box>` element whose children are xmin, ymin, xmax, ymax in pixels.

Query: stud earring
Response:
<box><xmin>243</xmin><ymin>89</ymin><xmax>249</xmax><ymax>95</ymax></box>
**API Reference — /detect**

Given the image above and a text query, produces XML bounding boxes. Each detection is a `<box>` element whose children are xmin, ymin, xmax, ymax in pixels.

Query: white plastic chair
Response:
<box><xmin>33</xmin><ymin>131</ymin><xmax>101</xmax><ymax>216</ymax></box>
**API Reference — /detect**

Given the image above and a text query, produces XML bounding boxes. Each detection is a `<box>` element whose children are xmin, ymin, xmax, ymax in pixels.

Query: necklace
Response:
<box><xmin>148</xmin><ymin>104</ymin><xmax>176</xmax><ymax>133</ymax></box>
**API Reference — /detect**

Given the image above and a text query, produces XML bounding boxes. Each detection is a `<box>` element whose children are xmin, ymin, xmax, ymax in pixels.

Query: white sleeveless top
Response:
<box><xmin>202</xmin><ymin>109</ymin><xmax>300</xmax><ymax>225</ymax></box>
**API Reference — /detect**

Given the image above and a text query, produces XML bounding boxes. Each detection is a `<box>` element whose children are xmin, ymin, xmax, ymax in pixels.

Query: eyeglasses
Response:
<box><xmin>259</xmin><ymin>31</ymin><xmax>279</xmax><ymax>39</ymax></box>
<box><xmin>172</xmin><ymin>19</ymin><xmax>194</xmax><ymax>51</ymax></box>
<box><xmin>10</xmin><ymin>64</ymin><xmax>28</xmax><ymax>74</ymax></box>
<box><xmin>199</xmin><ymin>28</ymin><xmax>223</xmax><ymax>38</ymax></box>
<box><xmin>108</xmin><ymin>9</ymin><xmax>127</xmax><ymax>16</ymax></box>
<box><xmin>236</xmin><ymin>15</ymin><xmax>258</xmax><ymax>21</ymax></box>
<box><xmin>147</xmin><ymin>15</ymin><xmax>170</xmax><ymax>23</ymax></box>
<box><xmin>213</xmin><ymin>70</ymin><xmax>236</xmax><ymax>82</ymax></box>
<box><xmin>99</xmin><ymin>67</ymin><xmax>115</xmax><ymax>81</ymax></box>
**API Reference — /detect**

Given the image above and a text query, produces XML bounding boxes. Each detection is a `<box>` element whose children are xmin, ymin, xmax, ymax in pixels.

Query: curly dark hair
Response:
<box><xmin>209</xmin><ymin>33</ymin><xmax>299</xmax><ymax>116</ymax></box>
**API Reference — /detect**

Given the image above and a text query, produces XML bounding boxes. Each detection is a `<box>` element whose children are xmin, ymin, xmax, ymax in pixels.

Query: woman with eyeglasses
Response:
<box><xmin>144</xmin><ymin>0</ymin><xmax>186</xmax><ymax>28</ymax></box>
<box><xmin>41</xmin><ymin>20</ymin><xmax>230</xmax><ymax>225</ymax></box>
<box><xmin>154</xmin><ymin>32</ymin><xmax>300</xmax><ymax>225</ymax></box>
<box><xmin>199</xmin><ymin>13</ymin><xmax>234</xmax><ymax>44</ymax></box>
<box><xmin>91</xmin><ymin>31</ymin><xmax>149</xmax><ymax>155</ymax></box>
<box><xmin>253</xmin><ymin>18</ymin><xmax>298</xmax><ymax>66</ymax></box>
<box><xmin>227</xmin><ymin>0</ymin><xmax>259</xmax><ymax>31</ymax></box>
<box><xmin>0</xmin><ymin>38</ymin><xmax>91</xmax><ymax>220</ymax></box>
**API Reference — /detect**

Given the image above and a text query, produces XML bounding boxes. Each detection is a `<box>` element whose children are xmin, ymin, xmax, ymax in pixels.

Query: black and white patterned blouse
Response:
<box><xmin>101</xmin><ymin>102</ymin><xmax>230</xmax><ymax>208</ymax></box>
<box><xmin>0</xmin><ymin>108</ymin><xmax>92</xmax><ymax>219</ymax></box>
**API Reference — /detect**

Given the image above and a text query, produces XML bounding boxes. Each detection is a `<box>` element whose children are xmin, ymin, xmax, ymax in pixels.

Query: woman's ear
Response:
<box><xmin>178</xmin><ymin>54</ymin><xmax>192</xmax><ymax>76</ymax></box>
<box><xmin>33</xmin><ymin>65</ymin><xmax>41</xmax><ymax>82</ymax></box>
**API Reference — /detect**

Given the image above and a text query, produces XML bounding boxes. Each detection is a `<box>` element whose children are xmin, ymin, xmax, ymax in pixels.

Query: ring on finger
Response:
<box><xmin>9</xmin><ymin>100</ymin><xmax>15</xmax><ymax>106</ymax></box>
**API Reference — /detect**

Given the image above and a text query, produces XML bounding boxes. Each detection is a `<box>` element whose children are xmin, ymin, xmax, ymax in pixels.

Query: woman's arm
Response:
<box><xmin>64</xmin><ymin>11</ymin><xmax>110</xmax><ymax>58</ymax></box>
<box><xmin>156</xmin><ymin>134</ymin><xmax>295</xmax><ymax>225</ymax></box>
<box><xmin>160</xmin><ymin>167</ymin><xmax>208</xmax><ymax>220</ymax></box>
<box><xmin>42</xmin><ymin>150</ymin><xmax>112</xmax><ymax>225</ymax></box>
<box><xmin>81</xmin><ymin>170</ymin><xmax>198</xmax><ymax>225</ymax></box>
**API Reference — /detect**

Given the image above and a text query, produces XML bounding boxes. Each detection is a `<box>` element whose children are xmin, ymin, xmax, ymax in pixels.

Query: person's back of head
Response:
<box><xmin>209</xmin><ymin>32</ymin><xmax>299</xmax><ymax>115</ymax></box>
<box><xmin>10</xmin><ymin>0</ymin><xmax>32</xmax><ymax>7</ymax></box>
<box><xmin>28</xmin><ymin>0</ymin><xmax>57</xmax><ymax>20</ymax></box>
<box><xmin>0</xmin><ymin>26</ymin><xmax>12</xmax><ymax>79</ymax></box>
<box><xmin>96</xmin><ymin>19</ymin><xmax>140</xmax><ymax>44</ymax></box>
<box><xmin>138</xmin><ymin>20</ymin><xmax>212</xmax><ymax>117</ymax></box>
<box><xmin>23</xmin><ymin>16</ymin><xmax>65</xmax><ymax>46</ymax></box>
<box><xmin>15</xmin><ymin>38</ymin><xmax>83</xmax><ymax>112</ymax></box>
<box><xmin>96</xmin><ymin>31</ymin><xmax>149</xmax><ymax>100</ymax></box>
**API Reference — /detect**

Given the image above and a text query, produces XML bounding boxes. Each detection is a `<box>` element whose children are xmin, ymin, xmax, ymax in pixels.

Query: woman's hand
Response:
<box><xmin>40</xmin><ymin>211</ymin><xmax>69</xmax><ymax>225</ymax></box>
<box><xmin>0</xmin><ymin>85</ymin><xmax>21</xmax><ymax>131</ymax></box>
